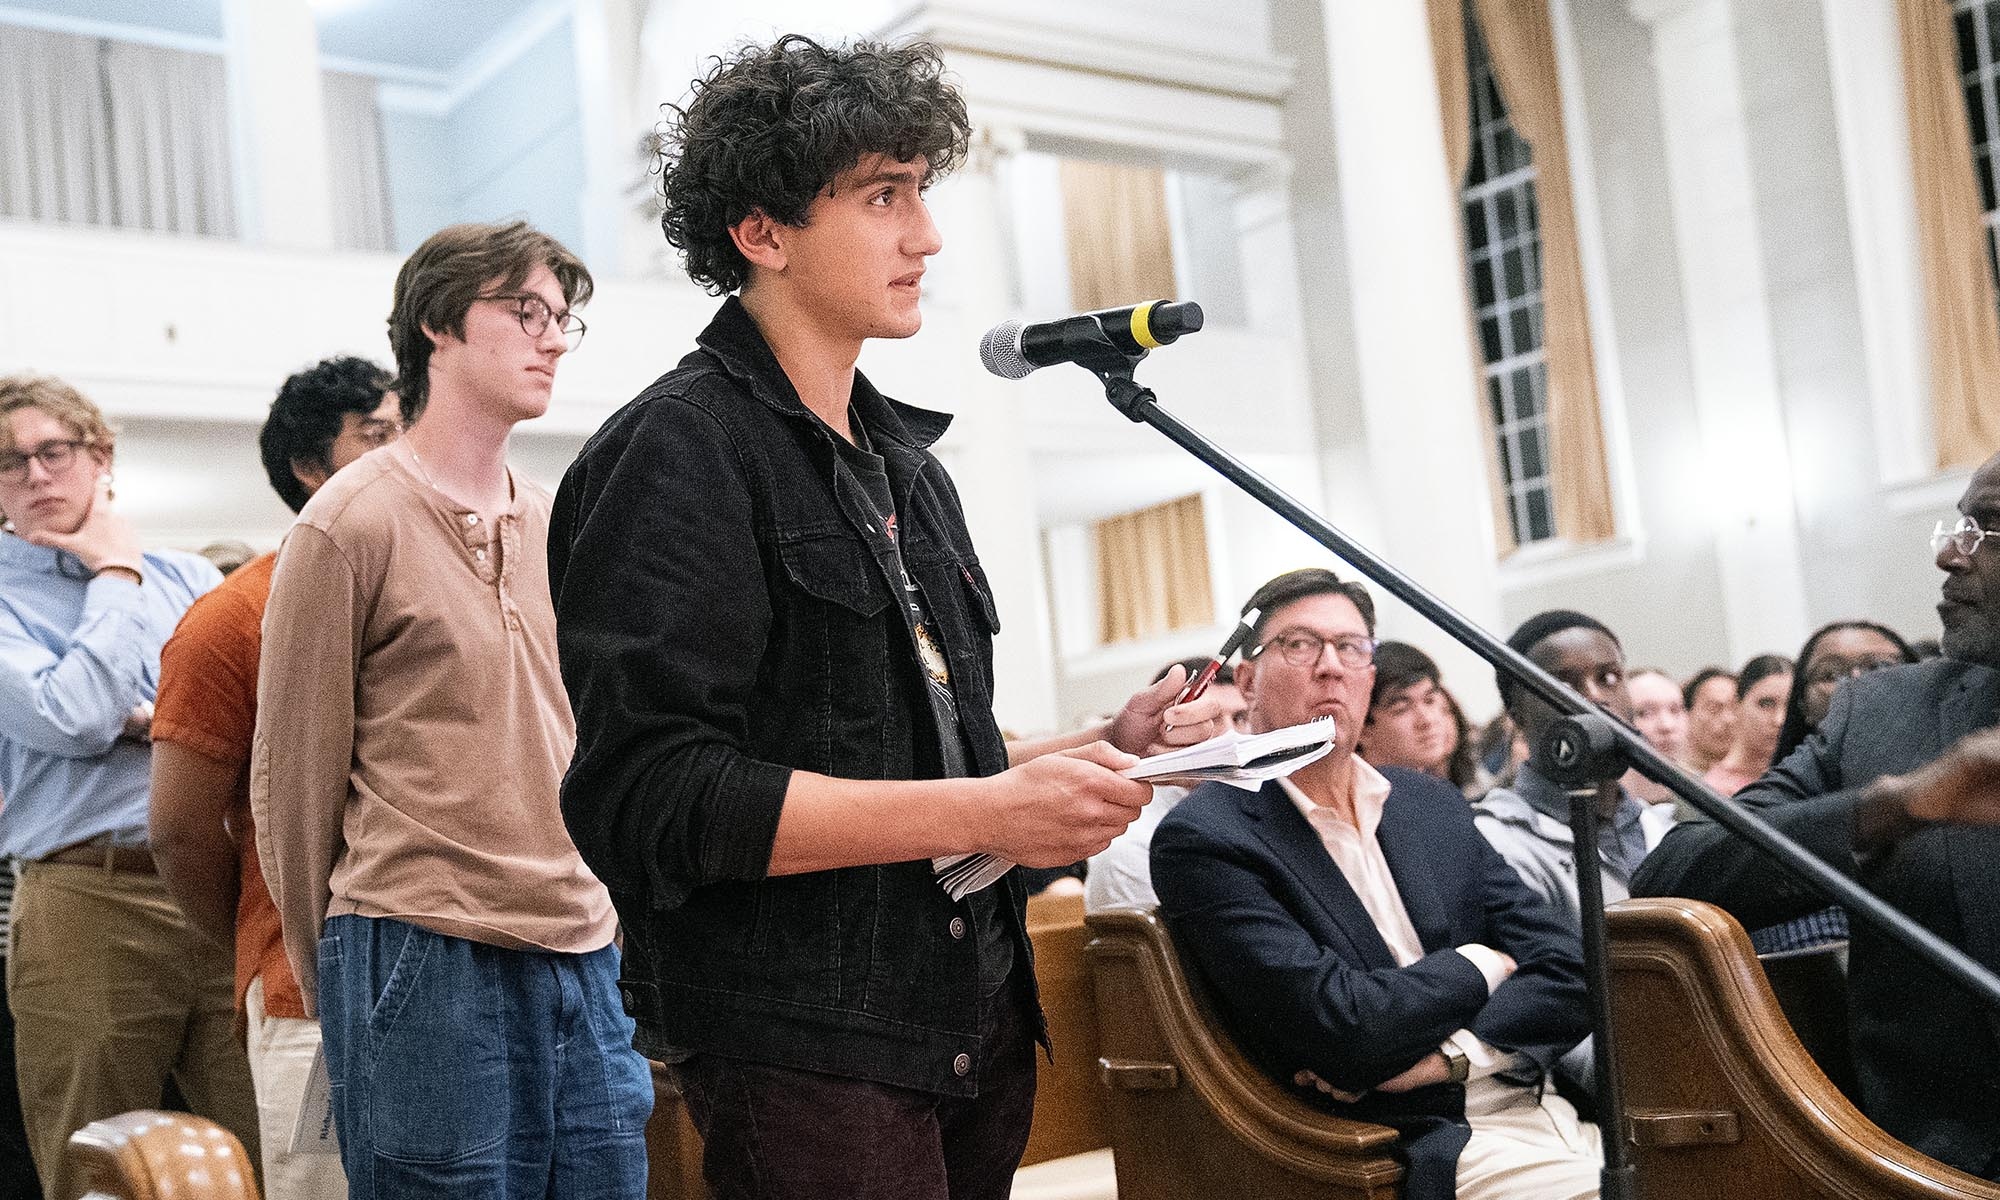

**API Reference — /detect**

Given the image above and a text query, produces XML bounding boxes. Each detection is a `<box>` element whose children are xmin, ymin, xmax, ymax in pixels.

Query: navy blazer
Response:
<box><xmin>1633</xmin><ymin>657</ymin><xmax>2000</xmax><ymax>1180</ymax></box>
<box><xmin>1151</xmin><ymin>766</ymin><xmax>1589</xmax><ymax>1200</ymax></box>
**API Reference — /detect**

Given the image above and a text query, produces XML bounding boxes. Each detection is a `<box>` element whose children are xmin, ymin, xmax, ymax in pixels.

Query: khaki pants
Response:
<box><xmin>1456</xmin><ymin>1074</ymin><xmax>1603</xmax><ymax>1200</ymax></box>
<box><xmin>245</xmin><ymin>976</ymin><xmax>346</xmax><ymax>1200</ymax></box>
<box><xmin>6</xmin><ymin>861</ymin><xmax>259</xmax><ymax>1198</ymax></box>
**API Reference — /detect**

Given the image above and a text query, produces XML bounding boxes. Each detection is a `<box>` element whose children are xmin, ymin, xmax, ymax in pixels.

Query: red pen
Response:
<box><xmin>1164</xmin><ymin>607</ymin><xmax>1259</xmax><ymax>732</ymax></box>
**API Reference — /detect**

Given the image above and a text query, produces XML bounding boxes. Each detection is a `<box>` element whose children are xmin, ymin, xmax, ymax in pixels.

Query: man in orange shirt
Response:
<box><xmin>150</xmin><ymin>356</ymin><xmax>400</xmax><ymax>1198</ymax></box>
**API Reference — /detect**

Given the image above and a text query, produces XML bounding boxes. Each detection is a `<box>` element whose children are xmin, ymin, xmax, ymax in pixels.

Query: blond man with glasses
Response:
<box><xmin>0</xmin><ymin>376</ymin><xmax>254</xmax><ymax>1198</ymax></box>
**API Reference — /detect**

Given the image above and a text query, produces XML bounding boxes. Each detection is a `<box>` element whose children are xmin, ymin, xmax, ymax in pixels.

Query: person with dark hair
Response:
<box><xmin>257</xmin><ymin>356</ymin><xmax>402</xmax><ymax>514</ymax></box>
<box><xmin>549</xmin><ymin>37</ymin><xmax>1224</xmax><ymax>1200</ymax></box>
<box><xmin>1682</xmin><ymin>666</ymin><xmax>1738</xmax><ymax>775</ymax></box>
<box><xmin>1777</xmin><ymin>621</ymin><xmax>1916</xmax><ymax>765</ymax></box>
<box><xmin>1359</xmin><ymin>641</ymin><xmax>1484</xmax><ymax>797</ymax></box>
<box><xmin>1703</xmin><ymin>654</ymin><xmax>1795</xmax><ymax>796</ymax></box>
<box><xmin>1152</xmin><ymin>571</ymin><xmax>1597</xmax><ymax>1200</ymax></box>
<box><xmin>1471</xmin><ymin>611</ymin><xmax>1671</xmax><ymax>1095</ymax></box>
<box><xmin>253</xmin><ymin>222</ymin><xmax>650</xmax><ymax>1198</ymax></box>
<box><xmin>0</xmin><ymin>375</ymin><xmax>240</xmax><ymax>1199</ymax></box>
<box><xmin>149</xmin><ymin>357</ymin><xmax>396</xmax><ymax>1200</ymax></box>
<box><xmin>1633</xmin><ymin>452</ymin><xmax>2000</xmax><ymax>1180</ymax></box>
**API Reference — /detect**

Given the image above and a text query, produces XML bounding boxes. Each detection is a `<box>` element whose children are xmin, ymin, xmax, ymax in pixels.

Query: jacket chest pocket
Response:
<box><xmin>770</xmin><ymin>533</ymin><xmax>896</xmax><ymax>775</ymax></box>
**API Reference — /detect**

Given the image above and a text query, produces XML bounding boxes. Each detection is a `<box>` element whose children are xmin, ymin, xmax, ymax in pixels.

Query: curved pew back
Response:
<box><xmin>1607</xmin><ymin>898</ymin><xmax>2000</xmax><ymax>1200</ymax></box>
<box><xmin>1022</xmin><ymin>890</ymin><xmax>1113</xmax><ymax>1167</ymax></box>
<box><xmin>62</xmin><ymin>1110</ymin><xmax>258</xmax><ymax>1200</ymax></box>
<box><xmin>1085</xmin><ymin>907</ymin><xmax>1403</xmax><ymax>1199</ymax></box>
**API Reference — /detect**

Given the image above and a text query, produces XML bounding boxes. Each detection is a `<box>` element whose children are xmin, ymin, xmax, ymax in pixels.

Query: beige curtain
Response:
<box><xmin>1897</xmin><ymin>0</ymin><xmax>2000</xmax><ymax>468</ymax></box>
<box><xmin>1095</xmin><ymin>494</ymin><xmax>1215</xmax><ymax>645</ymax></box>
<box><xmin>1060</xmin><ymin>159</ymin><xmax>1179</xmax><ymax>311</ymax></box>
<box><xmin>1427</xmin><ymin>0</ymin><xmax>1615</xmax><ymax>546</ymax></box>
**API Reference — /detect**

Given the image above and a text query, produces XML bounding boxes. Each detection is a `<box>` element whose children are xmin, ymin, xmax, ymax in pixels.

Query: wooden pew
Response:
<box><xmin>1022</xmin><ymin>890</ymin><xmax>1113</xmax><ymax>1168</ymax></box>
<box><xmin>1085</xmin><ymin>907</ymin><xmax>1404</xmax><ymax>1199</ymax></box>
<box><xmin>61</xmin><ymin>1110</ymin><xmax>258</xmax><ymax>1200</ymax></box>
<box><xmin>1607</xmin><ymin>897</ymin><xmax>2000</xmax><ymax>1199</ymax></box>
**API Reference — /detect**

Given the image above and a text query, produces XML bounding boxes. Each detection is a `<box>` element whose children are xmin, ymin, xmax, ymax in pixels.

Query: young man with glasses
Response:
<box><xmin>1634</xmin><ymin>450</ymin><xmax>2000</xmax><ymax>1182</ymax></box>
<box><xmin>0</xmin><ymin>375</ymin><xmax>252</xmax><ymax>1199</ymax></box>
<box><xmin>548</xmin><ymin>36</ymin><xmax>1222</xmax><ymax>1199</ymax></box>
<box><xmin>149</xmin><ymin>356</ymin><xmax>399</xmax><ymax>1200</ymax></box>
<box><xmin>1151</xmin><ymin>567</ymin><xmax>1600</xmax><ymax>1200</ymax></box>
<box><xmin>252</xmin><ymin>221</ymin><xmax>649</xmax><ymax>1198</ymax></box>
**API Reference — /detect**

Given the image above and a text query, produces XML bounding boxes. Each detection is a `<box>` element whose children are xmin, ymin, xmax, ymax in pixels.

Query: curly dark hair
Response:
<box><xmin>658</xmin><ymin>35</ymin><xmax>972</xmax><ymax>295</ymax></box>
<box><xmin>258</xmin><ymin>356</ymin><xmax>394</xmax><ymax>513</ymax></box>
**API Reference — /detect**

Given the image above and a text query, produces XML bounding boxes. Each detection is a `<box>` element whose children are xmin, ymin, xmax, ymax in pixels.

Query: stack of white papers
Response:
<box><xmin>932</xmin><ymin>720</ymin><xmax>1336</xmax><ymax>900</ymax></box>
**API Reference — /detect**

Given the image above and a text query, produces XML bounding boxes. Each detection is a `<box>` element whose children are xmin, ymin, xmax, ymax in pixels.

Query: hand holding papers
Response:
<box><xmin>933</xmin><ymin>720</ymin><xmax>1335</xmax><ymax>900</ymax></box>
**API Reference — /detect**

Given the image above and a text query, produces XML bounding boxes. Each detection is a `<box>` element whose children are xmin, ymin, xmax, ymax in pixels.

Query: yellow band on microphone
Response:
<box><xmin>1130</xmin><ymin>301</ymin><xmax>1161</xmax><ymax>350</ymax></box>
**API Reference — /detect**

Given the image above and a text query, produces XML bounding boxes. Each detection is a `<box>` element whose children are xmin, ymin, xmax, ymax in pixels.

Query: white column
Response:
<box><xmin>221</xmin><ymin>0</ymin><xmax>334</xmax><ymax>250</ymax></box>
<box><xmin>928</xmin><ymin>129</ymin><xmax>1063</xmax><ymax>734</ymax></box>
<box><xmin>1630</xmin><ymin>0</ymin><xmax>1812</xmax><ymax>662</ymax></box>
<box><xmin>1319</xmin><ymin>0</ymin><xmax>1506</xmax><ymax>716</ymax></box>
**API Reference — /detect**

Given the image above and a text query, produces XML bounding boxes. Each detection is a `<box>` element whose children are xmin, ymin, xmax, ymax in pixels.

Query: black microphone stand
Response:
<box><xmin>1080</xmin><ymin>358</ymin><xmax>2000</xmax><ymax>1200</ymax></box>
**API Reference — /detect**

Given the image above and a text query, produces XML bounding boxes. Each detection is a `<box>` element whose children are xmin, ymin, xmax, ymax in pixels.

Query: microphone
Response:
<box><xmin>979</xmin><ymin>300</ymin><xmax>1204</xmax><ymax>380</ymax></box>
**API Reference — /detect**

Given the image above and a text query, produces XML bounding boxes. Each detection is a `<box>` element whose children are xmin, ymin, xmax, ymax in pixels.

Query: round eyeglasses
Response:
<box><xmin>1249</xmin><ymin>630</ymin><xmax>1378</xmax><ymax>669</ymax></box>
<box><xmin>478</xmin><ymin>293</ymin><xmax>586</xmax><ymax>350</ymax></box>
<box><xmin>0</xmin><ymin>439</ymin><xmax>87</xmax><ymax>485</ymax></box>
<box><xmin>1932</xmin><ymin>515</ymin><xmax>2000</xmax><ymax>558</ymax></box>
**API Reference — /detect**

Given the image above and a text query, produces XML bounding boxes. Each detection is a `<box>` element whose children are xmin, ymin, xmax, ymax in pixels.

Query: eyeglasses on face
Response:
<box><xmin>1933</xmin><ymin>515</ymin><xmax>2000</xmax><ymax>557</ymax></box>
<box><xmin>0</xmin><ymin>439</ymin><xmax>88</xmax><ymax>484</ymax></box>
<box><xmin>1250</xmin><ymin>629</ymin><xmax>1378</xmax><ymax>669</ymax></box>
<box><xmin>1803</xmin><ymin>656</ymin><xmax>1902</xmax><ymax>688</ymax></box>
<box><xmin>477</xmin><ymin>293</ymin><xmax>586</xmax><ymax>350</ymax></box>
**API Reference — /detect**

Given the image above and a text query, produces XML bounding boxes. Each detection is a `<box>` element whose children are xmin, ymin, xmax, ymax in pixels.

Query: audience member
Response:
<box><xmin>1153</xmin><ymin>569</ymin><xmax>1598</xmax><ymax>1200</ymax></box>
<box><xmin>1623</xmin><ymin>667</ymin><xmax>1689</xmax><ymax>805</ymax></box>
<box><xmin>1471</xmin><ymin>611</ymin><xmax>1671</xmax><ymax>1094</ymax></box>
<box><xmin>0</xmin><ymin>376</ymin><xmax>249</xmax><ymax>1197</ymax></box>
<box><xmin>1777</xmin><ymin>621</ymin><xmax>1916</xmax><ymax>764</ymax></box>
<box><xmin>1682</xmin><ymin>667</ymin><xmax>1737</xmax><ymax>774</ymax></box>
<box><xmin>252</xmin><ymin>223</ymin><xmax>651</xmax><ymax>1197</ymax></box>
<box><xmin>548</xmin><ymin>39</ymin><xmax>1223</xmax><ymax>1200</ymax></box>
<box><xmin>1702</xmin><ymin>654</ymin><xmax>1794</xmax><ymax>796</ymax></box>
<box><xmin>148</xmin><ymin>355</ymin><xmax>399</xmax><ymax>1199</ymax></box>
<box><xmin>1358</xmin><ymin>641</ymin><xmax>1487</xmax><ymax>797</ymax></box>
<box><xmin>1634</xmin><ymin>453</ymin><xmax>2000</xmax><ymax>1180</ymax></box>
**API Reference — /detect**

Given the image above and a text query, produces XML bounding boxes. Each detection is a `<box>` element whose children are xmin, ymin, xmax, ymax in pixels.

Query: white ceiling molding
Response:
<box><xmin>880</xmin><ymin>0</ymin><xmax>1294</xmax><ymax>167</ymax></box>
<box><xmin>0</xmin><ymin>5</ymin><xmax>223</xmax><ymax>54</ymax></box>
<box><xmin>883</xmin><ymin>1</ymin><xmax>1294</xmax><ymax>103</ymax></box>
<box><xmin>371</xmin><ymin>0</ymin><xmax>571</xmax><ymax>118</ymax></box>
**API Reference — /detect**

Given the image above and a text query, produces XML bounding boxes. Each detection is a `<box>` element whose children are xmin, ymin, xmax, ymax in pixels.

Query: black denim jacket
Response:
<box><xmin>548</xmin><ymin>298</ymin><xmax>1037</xmax><ymax>1096</ymax></box>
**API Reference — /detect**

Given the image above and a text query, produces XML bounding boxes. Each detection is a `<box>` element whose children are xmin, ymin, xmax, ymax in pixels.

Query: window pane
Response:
<box><xmin>1519</xmin><ymin>422</ymin><xmax>1547</xmax><ymax>478</ymax></box>
<box><xmin>1510</xmin><ymin>306</ymin><xmax>1535</xmax><ymax>355</ymax></box>
<box><xmin>1512</xmin><ymin>367</ymin><xmax>1539</xmax><ymax>420</ymax></box>
<box><xmin>1525</xmin><ymin>486</ymin><xmax>1556</xmax><ymax>542</ymax></box>
<box><xmin>1481</xmin><ymin>316</ymin><xmax>1504</xmax><ymax>362</ymax></box>
<box><xmin>1503</xmin><ymin>247</ymin><xmax>1527</xmax><ymax>296</ymax></box>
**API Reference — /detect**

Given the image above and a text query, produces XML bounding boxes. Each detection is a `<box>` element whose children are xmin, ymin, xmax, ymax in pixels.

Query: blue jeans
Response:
<box><xmin>318</xmin><ymin>915</ymin><xmax>651</xmax><ymax>1198</ymax></box>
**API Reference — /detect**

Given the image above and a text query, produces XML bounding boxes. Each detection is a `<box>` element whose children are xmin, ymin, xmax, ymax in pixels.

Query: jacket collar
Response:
<box><xmin>693</xmin><ymin>296</ymin><xmax>953</xmax><ymax>451</ymax></box>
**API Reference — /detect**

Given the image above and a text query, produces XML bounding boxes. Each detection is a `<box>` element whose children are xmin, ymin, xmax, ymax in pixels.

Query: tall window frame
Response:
<box><xmin>1461</xmin><ymin>11</ymin><xmax>1555</xmax><ymax>546</ymax></box>
<box><xmin>1426</xmin><ymin>0</ymin><xmax>1616</xmax><ymax>555</ymax></box>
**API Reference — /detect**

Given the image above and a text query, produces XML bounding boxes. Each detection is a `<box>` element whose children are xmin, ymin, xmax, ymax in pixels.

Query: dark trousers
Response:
<box><xmin>0</xmin><ymin>955</ymin><xmax>42</xmax><ymax>1200</ymax></box>
<box><xmin>677</xmin><ymin>987</ymin><xmax>1037</xmax><ymax>1200</ymax></box>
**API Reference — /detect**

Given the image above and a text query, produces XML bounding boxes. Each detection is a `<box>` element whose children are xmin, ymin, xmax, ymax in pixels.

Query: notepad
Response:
<box><xmin>932</xmin><ymin>720</ymin><xmax>1337</xmax><ymax>900</ymax></box>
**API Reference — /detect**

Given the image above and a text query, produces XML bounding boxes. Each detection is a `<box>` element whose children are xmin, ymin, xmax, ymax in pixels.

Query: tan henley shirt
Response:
<box><xmin>250</xmin><ymin>444</ymin><xmax>616</xmax><ymax>1013</ymax></box>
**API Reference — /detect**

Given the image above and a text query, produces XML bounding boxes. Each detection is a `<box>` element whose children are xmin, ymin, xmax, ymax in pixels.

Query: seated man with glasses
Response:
<box><xmin>1151</xmin><ymin>568</ymin><xmax>1600</xmax><ymax>1200</ymax></box>
<box><xmin>1634</xmin><ymin>450</ymin><xmax>2000</xmax><ymax>1182</ymax></box>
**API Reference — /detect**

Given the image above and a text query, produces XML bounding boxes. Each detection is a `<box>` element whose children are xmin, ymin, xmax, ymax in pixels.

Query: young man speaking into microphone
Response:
<box><xmin>549</xmin><ymin>35</ymin><xmax>1223</xmax><ymax>1200</ymax></box>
